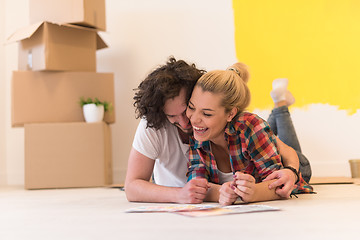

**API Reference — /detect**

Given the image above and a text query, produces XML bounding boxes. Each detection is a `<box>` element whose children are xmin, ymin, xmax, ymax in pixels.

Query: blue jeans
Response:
<box><xmin>267</xmin><ymin>106</ymin><xmax>312</xmax><ymax>183</ymax></box>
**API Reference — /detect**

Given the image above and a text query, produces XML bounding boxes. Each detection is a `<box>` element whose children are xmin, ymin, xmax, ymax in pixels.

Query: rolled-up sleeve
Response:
<box><xmin>186</xmin><ymin>142</ymin><xmax>209</xmax><ymax>182</ymax></box>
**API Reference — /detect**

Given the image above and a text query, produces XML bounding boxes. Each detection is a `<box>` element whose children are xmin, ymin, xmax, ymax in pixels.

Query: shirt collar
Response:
<box><xmin>191</xmin><ymin>138</ymin><xmax>211</xmax><ymax>151</ymax></box>
<box><xmin>192</xmin><ymin>120</ymin><xmax>236</xmax><ymax>150</ymax></box>
<box><xmin>224</xmin><ymin>120</ymin><xmax>237</xmax><ymax>136</ymax></box>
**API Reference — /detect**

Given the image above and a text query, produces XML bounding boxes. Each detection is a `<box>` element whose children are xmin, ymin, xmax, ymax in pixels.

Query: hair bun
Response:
<box><xmin>227</xmin><ymin>62</ymin><xmax>249</xmax><ymax>83</ymax></box>
<box><xmin>227</xmin><ymin>67</ymin><xmax>240</xmax><ymax>75</ymax></box>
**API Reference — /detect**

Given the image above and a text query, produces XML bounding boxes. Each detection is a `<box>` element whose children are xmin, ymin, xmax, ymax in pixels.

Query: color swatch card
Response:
<box><xmin>125</xmin><ymin>204</ymin><xmax>280</xmax><ymax>217</ymax></box>
<box><xmin>176</xmin><ymin>204</ymin><xmax>280</xmax><ymax>217</ymax></box>
<box><xmin>124</xmin><ymin>204</ymin><xmax>218</xmax><ymax>213</ymax></box>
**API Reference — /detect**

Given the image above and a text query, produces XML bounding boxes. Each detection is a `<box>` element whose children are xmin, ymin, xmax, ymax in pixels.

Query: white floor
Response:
<box><xmin>1</xmin><ymin>184</ymin><xmax>360</xmax><ymax>240</ymax></box>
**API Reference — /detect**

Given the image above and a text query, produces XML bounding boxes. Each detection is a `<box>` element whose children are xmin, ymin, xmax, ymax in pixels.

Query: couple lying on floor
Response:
<box><xmin>125</xmin><ymin>57</ymin><xmax>313</xmax><ymax>205</ymax></box>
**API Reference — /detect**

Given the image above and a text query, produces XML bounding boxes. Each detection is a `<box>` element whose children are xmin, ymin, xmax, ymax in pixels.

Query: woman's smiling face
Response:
<box><xmin>186</xmin><ymin>86</ymin><xmax>235</xmax><ymax>143</ymax></box>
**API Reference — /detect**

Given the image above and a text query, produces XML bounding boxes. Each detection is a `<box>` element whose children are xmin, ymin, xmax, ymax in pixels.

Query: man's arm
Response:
<box><xmin>206</xmin><ymin>178</ymin><xmax>284</xmax><ymax>205</ymax></box>
<box><xmin>264</xmin><ymin>137</ymin><xmax>298</xmax><ymax>197</ymax></box>
<box><xmin>124</xmin><ymin>148</ymin><xmax>208</xmax><ymax>203</ymax></box>
<box><xmin>276</xmin><ymin>137</ymin><xmax>299</xmax><ymax>170</ymax></box>
<box><xmin>233</xmin><ymin>173</ymin><xmax>283</xmax><ymax>203</ymax></box>
<box><xmin>204</xmin><ymin>182</ymin><xmax>221</xmax><ymax>202</ymax></box>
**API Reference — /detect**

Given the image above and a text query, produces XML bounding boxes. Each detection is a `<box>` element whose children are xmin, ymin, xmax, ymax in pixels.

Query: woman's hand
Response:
<box><xmin>233</xmin><ymin>172</ymin><xmax>256</xmax><ymax>202</ymax></box>
<box><xmin>218</xmin><ymin>181</ymin><xmax>238</xmax><ymax>205</ymax></box>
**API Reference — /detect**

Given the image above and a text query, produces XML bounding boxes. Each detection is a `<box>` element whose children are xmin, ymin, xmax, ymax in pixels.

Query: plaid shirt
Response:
<box><xmin>187</xmin><ymin>112</ymin><xmax>313</xmax><ymax>194</ymax></box>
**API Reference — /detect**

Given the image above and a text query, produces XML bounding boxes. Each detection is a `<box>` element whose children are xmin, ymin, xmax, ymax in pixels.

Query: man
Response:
<box><xmin>125</xmin><ymin>57</ymin><xmax>300</xmax><ymax>203</ymax></box>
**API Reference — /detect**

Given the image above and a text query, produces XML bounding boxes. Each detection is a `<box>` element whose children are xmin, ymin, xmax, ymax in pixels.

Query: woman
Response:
<box><xmin>186</xmin><ymin>62</ymin><xmax>313</xmax><ymax>205</ymax></box>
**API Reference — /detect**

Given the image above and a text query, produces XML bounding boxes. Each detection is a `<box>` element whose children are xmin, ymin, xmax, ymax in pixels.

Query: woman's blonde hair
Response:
<box><xmin>195</xmin><ymin>62</ymin><xmax>251</xmax><ymax>115</ymax></box>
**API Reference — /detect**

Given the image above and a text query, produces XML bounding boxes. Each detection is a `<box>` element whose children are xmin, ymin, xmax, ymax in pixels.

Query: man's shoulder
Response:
<box><xmin>136</xmin><ymin>118</ymin><xmax>180</xmax><ymax>140</ymax></box>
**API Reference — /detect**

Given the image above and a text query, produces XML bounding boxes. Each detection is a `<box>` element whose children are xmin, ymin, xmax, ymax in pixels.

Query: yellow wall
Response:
<box><xmin>233</xmin><ymin>0</ymin><xmax>360</xmax><ymax>113</ymax></box>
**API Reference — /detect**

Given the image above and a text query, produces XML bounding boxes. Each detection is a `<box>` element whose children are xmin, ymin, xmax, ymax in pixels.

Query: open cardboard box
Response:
<box><xmin>29</xmin><ymin>0</ymin><xmax>106</xmax><ymax>31</ymax></box>
<box><xmin>25</xmin><ymin>122</ymin><xmax>112</xmax><ymax>189</ymax></box>
<box><xmin>7</xmin><ymin>21</ymin><xmax>107</xmax><ymax>71</ymax></box>
<box><xmin>11</xmin><ymin>71</ymin><xmax>115</xmax><ymax>126</ymax></box>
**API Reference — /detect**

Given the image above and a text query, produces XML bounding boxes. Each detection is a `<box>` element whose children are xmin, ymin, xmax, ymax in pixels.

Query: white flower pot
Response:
<box><xmin>83</xmin><ymin>104</ymin><xmax>104</xmax><ymax>123</ymax></box>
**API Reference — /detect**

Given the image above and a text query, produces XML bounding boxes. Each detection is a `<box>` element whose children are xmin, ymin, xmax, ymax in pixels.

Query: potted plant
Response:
<box><xmin>79</xmin><ymin>97</ymin><xmax>112</xmax><ymax>123</ymax></box>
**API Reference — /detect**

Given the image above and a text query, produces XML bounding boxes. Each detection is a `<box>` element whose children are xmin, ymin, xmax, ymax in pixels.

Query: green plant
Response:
<box><xmin>79</xmin><ymin>97</ymin><xmax>113</xmax><ymax>112</ymax></box>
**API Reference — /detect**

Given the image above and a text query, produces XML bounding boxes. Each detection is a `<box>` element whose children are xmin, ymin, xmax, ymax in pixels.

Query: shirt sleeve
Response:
<box><xmin>186</xmin><ymin>139</ymin><xmax>209</xmax><ymax>182</ymax></box>
<box><xmin>132</xmin><ymin>118</ymin><xmax>161</xmax><ymax>160</ymax></box>
<box><xmin>246</xmin><ymin>117</ymin><xmax>282</xmax><ymax>180</ymax></box>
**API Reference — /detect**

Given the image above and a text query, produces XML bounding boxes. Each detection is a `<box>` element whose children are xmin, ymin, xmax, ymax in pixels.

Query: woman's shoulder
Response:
<box><xmin>235</xmin><ymin>112</ymin><xmax>267</xmax><ymax>126</ymax></box>
<box><xmin>228</xmin><ymin>112</ymin><xmax>271</xmax><ymax>136</ymax></box>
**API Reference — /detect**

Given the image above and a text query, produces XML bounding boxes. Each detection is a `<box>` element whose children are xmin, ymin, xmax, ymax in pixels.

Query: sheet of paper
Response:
<box><xmin>124</xmin><ymin>204</ymin><xmax>218</xmax><ymax>213</ymax></box>
<box><xmin>125</xmin><ymin>204</ymin><xmax>280</xmax><ymax>217</ymax></box>
<box><xmin>176</xmin><ymin>204</ymin><xmax>280</xmax><ymax>217</ymax></box>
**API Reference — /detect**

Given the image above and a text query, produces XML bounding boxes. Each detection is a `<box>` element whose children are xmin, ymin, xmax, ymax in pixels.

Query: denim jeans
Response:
<box><xmin>267</xmin><ymin>106</ymin><xmax>312</xmax><ymax>183</ymax></box>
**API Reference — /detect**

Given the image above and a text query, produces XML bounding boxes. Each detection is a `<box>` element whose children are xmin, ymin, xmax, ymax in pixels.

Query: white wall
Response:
<box><xmin>0</xmin><ymin>0</ymin><xmax>7</xmax><ymax>186</ymax></box>
<box><xmin>1</xmin><ymin>0</ymin><xmax>358</xmax><ymax>186</ymax></box>
<box><xmin>2</xmin><ymin>0</ymin><xmax>29</xmax><ymax>186</ymax></box>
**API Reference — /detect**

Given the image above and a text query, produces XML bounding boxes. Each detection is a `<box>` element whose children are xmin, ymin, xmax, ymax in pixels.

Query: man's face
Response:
<box><xmin>163</xmin><ymin>88</ymin><xmax>193</xmax><ymax>134</ymax></box>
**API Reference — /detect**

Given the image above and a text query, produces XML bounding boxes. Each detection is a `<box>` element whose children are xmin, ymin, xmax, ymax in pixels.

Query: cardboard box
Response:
<box><xmin>11</xmin><ymin>71</ymin><xmax>115</xmax><ymax>126</ymax></box>
<box><xmin>25</xmin><ymin>122</ymin><xmax>112</xmax><ymax>189</ymax></box>
<box><xmin>309</xmin><ymin>177</ymin><xmax>354</xmax><ymax>185</ymax></box>
<box><xmin>7</xmin><ymin>21</ymin><xmax>107</xmax><ymax>71</ymax></box>
<box><xmin>29</xmin><ymin>0</ymin><xmax>106</xmax><ymax>31</ymax></box>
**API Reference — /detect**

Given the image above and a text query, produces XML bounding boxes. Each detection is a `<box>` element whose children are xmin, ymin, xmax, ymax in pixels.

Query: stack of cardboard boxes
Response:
<box><xmin>8</xmin><ymin>0</ymin><xmax>114</xmax><ymax>189</ymax></box>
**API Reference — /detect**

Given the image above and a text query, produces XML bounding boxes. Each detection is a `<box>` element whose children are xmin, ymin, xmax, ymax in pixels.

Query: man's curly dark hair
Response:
<box><xmin>133</xmin><ymin>57</ymin><xmax>205</xmax><ymax>130</ymax></box>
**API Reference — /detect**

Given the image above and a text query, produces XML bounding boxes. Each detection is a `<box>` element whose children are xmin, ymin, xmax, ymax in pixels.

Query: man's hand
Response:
<box><xmin>233</xmin><ymin>172</ymin><xmax>256</xmax><ymax>203</ymax></box>
<box><xmin>176</xmin><ymin>178</ymin><xmax>210</xmax><ymax>204</ymax></box>
<box><xmin>263</xmin><ymin>169</ymin><xmax>296</xmax><ymax>198</ymax></box>
<box><xmin>218</xmin><ymin>182</ymin><xmax>238</xmax><ymax>205</ymax></box>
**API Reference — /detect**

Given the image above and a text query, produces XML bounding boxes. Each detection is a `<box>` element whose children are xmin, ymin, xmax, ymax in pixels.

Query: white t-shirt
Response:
<box><xmin>132</xmin><ymin>118</ymin><xmax>189</xmax><ymax>187</ymax></box>
<box><xmin>218</xmin><ymin>170</ymin><xmax>233</xmax><ymax>184</ymax></box>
